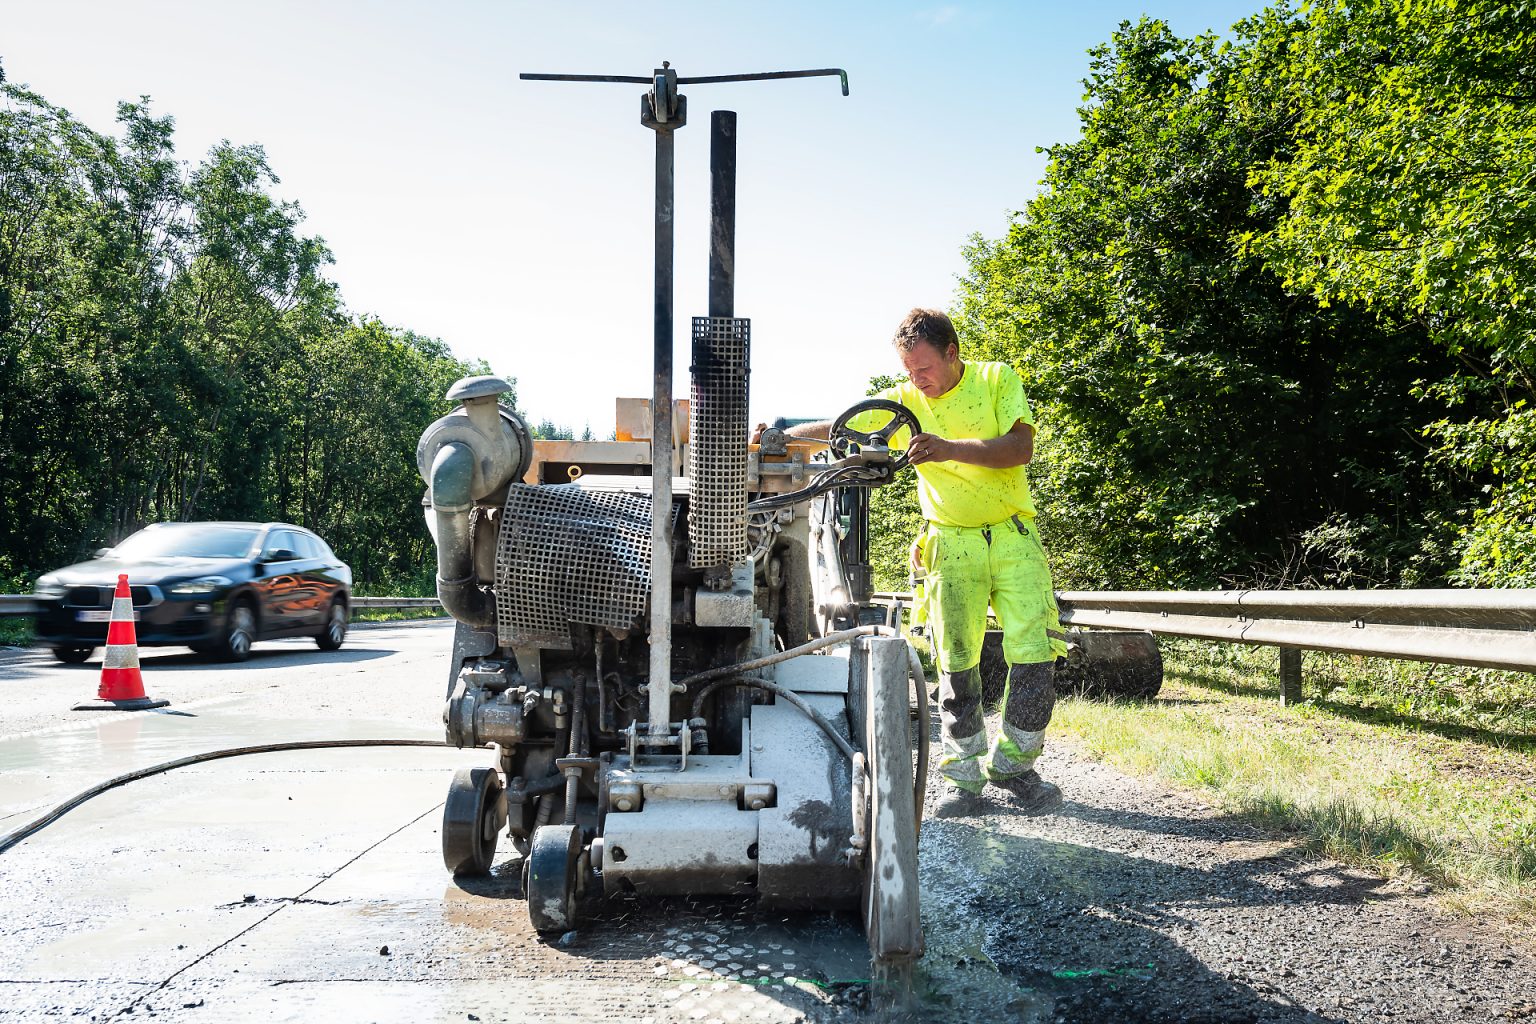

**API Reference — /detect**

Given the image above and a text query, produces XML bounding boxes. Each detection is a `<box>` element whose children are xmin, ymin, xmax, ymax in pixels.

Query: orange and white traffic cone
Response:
<box><xmin>72</xmin><ymin>574</ymin><xmax>169</xmax><ymax>711</ymax></box>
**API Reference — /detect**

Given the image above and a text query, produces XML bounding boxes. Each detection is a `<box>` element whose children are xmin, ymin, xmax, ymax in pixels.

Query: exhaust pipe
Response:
<box><xmin>417</xmin><ymin>376</ymin><xmax>531</xmax><ymax>631</ymax></box>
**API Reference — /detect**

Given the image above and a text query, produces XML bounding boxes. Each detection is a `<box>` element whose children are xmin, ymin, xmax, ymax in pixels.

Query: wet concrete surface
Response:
<box><xmin>2</xmin><ymin>622</ymin><xmax>1533</xmax><ymax>1022</ymax></box>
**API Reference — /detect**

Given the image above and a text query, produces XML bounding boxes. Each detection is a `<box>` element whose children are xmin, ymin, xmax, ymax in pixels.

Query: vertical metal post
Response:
<box><xmin>648</xmin><ymin>123</ymin><xmax>676</xmax><ymax>741</ymax></box>
<box><xmin>1278</xmin><ymin>647</ymin><xmax>1303</xmax><ymax>705</ymax></box>
<box><xmin>708</xmin><ymin>110</ymin><xmax>736</xmax><ymax>319</ymax></box>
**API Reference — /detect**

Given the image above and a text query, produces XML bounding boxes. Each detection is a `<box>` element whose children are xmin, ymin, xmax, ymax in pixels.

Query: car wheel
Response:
<box><xmin>53</xmin><ymin>646</ymin><xmax>95</xmax><ymax>665</ymax></box>
<box><xmin>219</xmin><ymin>600</ymin><xmax>257</xmax><ymax>662</ymax></box>
<box><xmin>316</xmin><ymin>599</ymin><xmax>348</xmax><ymax>651</ymax></box>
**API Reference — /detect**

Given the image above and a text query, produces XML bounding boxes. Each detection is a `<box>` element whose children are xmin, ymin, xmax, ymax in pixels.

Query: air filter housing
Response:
<box><xmin>687</xmin><ymin>316</ymin><xmax>751</xmax><ymax>569</ymax></box>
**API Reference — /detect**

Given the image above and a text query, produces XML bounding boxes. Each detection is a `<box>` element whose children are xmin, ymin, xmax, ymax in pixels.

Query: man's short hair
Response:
<box><xmin>892</xmin><ymin>308</ymin><xmax>959</xmax><ymax>356</ymax></box>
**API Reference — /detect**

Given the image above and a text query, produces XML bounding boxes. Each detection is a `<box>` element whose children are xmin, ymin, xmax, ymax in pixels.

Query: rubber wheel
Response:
<box><xmin>53</xmin><ymin>646</ymin><xmax>94</xmax><ymax>665</ymax></box>
<box><xmin>315</xmin><ymin>599</ymin><xmax>347</xmax><ymax>651</ymax></box>
<box><xmin>443</xmin><ymin>766</ymin><xmax>504</xmax><ymax>876</ymax></box>
<box><xmin>526</xmin><ymin>823</ymin><xmax>582</xmax><ymax>935</ymax></box>
<box><xmin>219</xmin><ymin>601</ymin><xmax>257</xmax><ymax>662</ymax></box>
<box><xmin>861</xmin><ymin>636</ymin><xmax>923</xmax><ymax>966</ymax></box>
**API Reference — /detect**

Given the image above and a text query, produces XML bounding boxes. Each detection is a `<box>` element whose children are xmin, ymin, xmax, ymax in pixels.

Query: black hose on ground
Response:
<box><xmin>0</xmin><ymin>738</ymin><xmax>451</xmax><ymax>856</ymax></box>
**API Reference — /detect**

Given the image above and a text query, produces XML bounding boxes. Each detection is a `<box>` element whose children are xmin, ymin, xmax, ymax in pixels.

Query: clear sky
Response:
<box><xmin>8</xmin><ymin>0</ymin><xmax>1261</xmax><ymax>436</ymax></box>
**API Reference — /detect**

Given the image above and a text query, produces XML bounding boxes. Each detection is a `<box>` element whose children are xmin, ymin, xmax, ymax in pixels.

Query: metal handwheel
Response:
<box><xmin>829</xmin><ymin>398</ymin><xmax>922</xmax><ymax>470</ymax></box>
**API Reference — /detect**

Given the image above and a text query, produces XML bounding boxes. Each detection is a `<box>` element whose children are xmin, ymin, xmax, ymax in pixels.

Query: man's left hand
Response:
<box><xmin>907</xmin><ymin>432</ymin><xmax>952</xmax><ymax>466</ymax></box>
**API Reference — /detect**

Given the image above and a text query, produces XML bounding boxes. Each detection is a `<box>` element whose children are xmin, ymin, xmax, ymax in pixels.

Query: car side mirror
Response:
<box><xmin>93</xmin><ymin>548</ymin><xmax>112</xmax><ymax>559</ymax></box>
<box><xmin>260</xmin><ymin>548</ymin><xmax>298</xmax><ymax>563</ymax></box>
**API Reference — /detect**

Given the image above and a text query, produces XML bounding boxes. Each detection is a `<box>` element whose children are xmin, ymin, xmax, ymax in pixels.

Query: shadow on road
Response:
<box><xmin>915</xmin><ymin>817</ymin><xmax>1353</xmax><ymax>1024</ymax></box>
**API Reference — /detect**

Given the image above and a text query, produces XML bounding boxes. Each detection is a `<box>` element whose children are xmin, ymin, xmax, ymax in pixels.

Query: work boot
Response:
<box><xmin>989</xmin><ymin>770</ymin><xmax>1062</xmax><ymax>815</ymax></box>
<box><xmin>931</xmin><ymin>783</ymin><xmax>988</xmax><ymax>819</ymax></box>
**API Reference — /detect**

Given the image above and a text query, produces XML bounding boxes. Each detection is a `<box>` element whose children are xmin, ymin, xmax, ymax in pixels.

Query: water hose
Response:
<box><xmin>0</xmin><ymin>738</ymin><xmax>450</xmax><ymax>856</ymax></box>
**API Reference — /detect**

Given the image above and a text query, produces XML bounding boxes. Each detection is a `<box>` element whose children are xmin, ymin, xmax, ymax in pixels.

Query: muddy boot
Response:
<box><xmin>989</xmin><ymin>770</ymin><xmax>1062</xmax><ymax>815</ymax></box>
<box><xmin>931</xmin><ymin>782</ymin><xmax>988</xmax><ymax>819</ymax></box>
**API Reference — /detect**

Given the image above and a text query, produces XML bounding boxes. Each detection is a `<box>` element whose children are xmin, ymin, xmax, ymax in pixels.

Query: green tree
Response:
<box><xmin>956</xmin><ymin>16</ymin><xmax>1464</xmax><ymax>589</ymax></box>
<box><xmin>1246</xmin><ymin>0</ymin><xmax>1536</xmax><ymax>585</ymax></box>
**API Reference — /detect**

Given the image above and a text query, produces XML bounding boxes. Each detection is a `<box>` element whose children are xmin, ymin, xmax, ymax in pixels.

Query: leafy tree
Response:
<box><xmin>0</xmin><ymin>82</ymin><xmax>492</xmax><ymax>592</ymax></box>
<box><xmin>956</xmin><ymin>16</ymin><xmax>1466</xmax><ymax>590</ymax></box>
<box><xmin>1245</xmin><ymin>0</ymin><xmax>1536</xmax><ymax>585</ymax></box>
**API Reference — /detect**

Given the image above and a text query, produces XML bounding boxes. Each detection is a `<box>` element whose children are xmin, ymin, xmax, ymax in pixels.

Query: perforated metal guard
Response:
<box><xmin>495</xmin><ymin>484</ymin><xmax>665</xmax><ymax>648</ymax></box>
<box><xmin>688</xmin><ymin>316</ymin><xmax>751</xmax><ymax>568</ymax></box>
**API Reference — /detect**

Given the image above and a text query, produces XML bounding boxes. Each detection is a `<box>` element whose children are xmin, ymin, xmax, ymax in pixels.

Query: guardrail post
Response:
<box><xmin>1278</xmin><ymin>647</ymin><xmax>1303</xmax><ymax>706</ymax></box>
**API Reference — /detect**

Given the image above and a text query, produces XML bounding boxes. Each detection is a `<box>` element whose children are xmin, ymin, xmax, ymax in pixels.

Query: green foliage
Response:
<box><xmin>0</xmin><ymin>84</ymin><xmax>493</xmax><ymax>589</ymax></box>
<box><xmin>953</xmin><ymin>6</ymin><xmax>1532</xmax><ymax>588</ymax></box>
<box><xmin>1243</xmin><ymin>0</ymin><xmax>1536</xmax><ymax>587</ymax></box>
<box><xmin>865</xmin><ymin>374</ymin><xmax>923</xmax><ymax>590</ymax></box>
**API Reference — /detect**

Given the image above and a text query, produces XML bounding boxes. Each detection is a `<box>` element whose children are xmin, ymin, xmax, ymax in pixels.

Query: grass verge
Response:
<box><xmin>351</xmin><ymin>606</ymin><xmax>449</xmax><ymax>624</ymax></box>
<box><xmin>1045</xmin><ymin>638</ymin><xmax>1536</xmax><ymax>924</ymax></box>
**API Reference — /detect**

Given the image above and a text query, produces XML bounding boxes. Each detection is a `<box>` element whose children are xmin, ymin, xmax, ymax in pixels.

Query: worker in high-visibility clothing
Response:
<box><xmin>766</xmin><ymin>308</ymin><xmax>1068</xmax><ymax>817</ymax></box>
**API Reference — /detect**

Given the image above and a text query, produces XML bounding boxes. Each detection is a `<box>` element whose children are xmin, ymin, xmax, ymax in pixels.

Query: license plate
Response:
<box><xmin>76</xmin><ymin>610</ymin><xmax>136</xmax><ymax>622</ymax></box>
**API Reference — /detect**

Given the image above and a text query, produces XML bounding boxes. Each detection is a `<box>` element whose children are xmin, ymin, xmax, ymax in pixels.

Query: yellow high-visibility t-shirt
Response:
<box><xmin>858</xmin><ymin>360</ymin><xmax>1036</xmax><ymax>528</ymax></box>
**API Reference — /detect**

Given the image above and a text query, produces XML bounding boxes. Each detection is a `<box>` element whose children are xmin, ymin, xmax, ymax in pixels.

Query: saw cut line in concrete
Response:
<box><xmin>118</xmin><ymin>801</ymin><xmax>445</xmax><ymax>1018</ymax></box>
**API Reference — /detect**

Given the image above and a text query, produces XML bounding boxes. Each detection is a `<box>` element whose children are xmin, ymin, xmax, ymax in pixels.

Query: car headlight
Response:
<box><xmin>169</xmin><ymin>575</ymin><xmax>232</xmax><ymax>595</ymax></box>
<box><xmin>34</xmin><ymin>575</ymin><xmax>64</xmax><ymax>598</ymax></box>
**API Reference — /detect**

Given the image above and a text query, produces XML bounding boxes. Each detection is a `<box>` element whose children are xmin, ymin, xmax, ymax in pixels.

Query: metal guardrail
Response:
<box><xmin>1055</xmin><ymin>590</ymin><xmax>1536</xmax><ymax>674</ymax></box>
<box><xmin>350</xmin><ymin>597</ymin><xmax>442</xmax><ymax>612</ymax></box>
<box><xmin>873</xmin><ymin>588</ymin><xmax>1536</xmax><ymax>702</ymax></box>
<box><xmin>0</xmin><ymin>595</ymin><xmax>39</xmax><ymax>618</ymax></box>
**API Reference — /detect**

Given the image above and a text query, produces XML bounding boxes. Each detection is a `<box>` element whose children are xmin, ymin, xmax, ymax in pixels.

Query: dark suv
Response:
<box><xmin>33</xmin><ymin>521</ymin><xmax>353</xmax><ymax>664</ymax></box>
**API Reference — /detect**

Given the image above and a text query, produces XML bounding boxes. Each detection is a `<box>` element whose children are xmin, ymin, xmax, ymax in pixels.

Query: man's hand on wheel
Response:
<box><xmin>907</xmin><ymin>432</ymin><xmax>953</xmax><ymax>466</ymax></box>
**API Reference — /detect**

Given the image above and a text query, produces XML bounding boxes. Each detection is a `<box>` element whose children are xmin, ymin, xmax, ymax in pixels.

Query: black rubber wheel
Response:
<box><xmin>218</xmin><ymin>600</ymin><xmax>257</xmax><ymax>662</ymax></box>
<box><xmin>526</xmin><ymin>823</ymin><xmax>582</xmax><ymax>935</ymax></box>
<box><xmin>52</xmin><ymin>646</ymin><xmax>94</xmax><ymax>665</ymax></box>
<box><xmin>443</xmin><ymin>766</ymin><xmax>504</xmax><ymax>876</ymax></box>
<box><xmin>315</xmin><ymin>599</ymin><xmax>347</xmax><ymax>651</ymax></box>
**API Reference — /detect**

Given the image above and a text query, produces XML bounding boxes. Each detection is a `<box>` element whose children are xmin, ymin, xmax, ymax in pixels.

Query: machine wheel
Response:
<box><xmin>861</xmin><ymin>637</ymin><xmax>923</xmax><ymax>966</ymax></box>
<box><xmin>526</xmin><ymin>823</ymin><xmax>582</xmax><ymax>935</ymax></box>
<box><xmin>53</xmin><ymin>646</ymin><xmax>94</xmax><ymax>665</ymax></box>
<box><xmin>315</xmin><ymin>599</ymin><xmax>348</xmax><ymax>651</ymax></box>
<box><xmin>443</xmin><ymin>766</ymin><xmax>504</xmax><ymax>876</ymax></box>
<box><xmin>218</xmin><ymin>600</ymin><xmax>257</xmax><ymax>662</ymax></box>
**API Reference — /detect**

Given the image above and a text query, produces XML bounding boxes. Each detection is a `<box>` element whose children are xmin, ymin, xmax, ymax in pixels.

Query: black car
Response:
<box><xmin>33</xmin><ymin>521</ymin><xmax>353</xmax><ymax>664</ymax></box>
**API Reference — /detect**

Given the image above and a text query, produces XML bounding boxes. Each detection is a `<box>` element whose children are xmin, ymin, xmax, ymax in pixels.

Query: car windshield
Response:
<box><xmin>110</xmin><ymin>525</ymin><xmax>261</xmax><ymax>560</ymax></box>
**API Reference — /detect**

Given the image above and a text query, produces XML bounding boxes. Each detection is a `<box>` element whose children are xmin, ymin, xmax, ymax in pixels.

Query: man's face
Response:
<box><xmin>899</xmin><ymin>340</ymin><xmax>962</xmax><ymax>399</ymax></box>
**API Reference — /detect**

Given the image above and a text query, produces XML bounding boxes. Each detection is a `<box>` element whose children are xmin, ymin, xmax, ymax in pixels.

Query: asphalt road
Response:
<box><xmin>1</xmin><ymin>622</ymin><xmax>1531</xmax><ymax>1023</ymax></box>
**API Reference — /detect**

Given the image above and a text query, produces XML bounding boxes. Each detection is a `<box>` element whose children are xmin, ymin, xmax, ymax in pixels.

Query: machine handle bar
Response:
<box><xmin>520</xmin><ymin>68</ymin><xmax>849</xmax><ymax>96</ymax></box>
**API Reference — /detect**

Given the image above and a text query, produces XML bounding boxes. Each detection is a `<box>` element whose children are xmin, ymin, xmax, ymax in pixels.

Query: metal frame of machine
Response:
<box><xmin>414</xmin><ymin>65</ymin><xmax>932</xmax><ymax>974</ymax></box>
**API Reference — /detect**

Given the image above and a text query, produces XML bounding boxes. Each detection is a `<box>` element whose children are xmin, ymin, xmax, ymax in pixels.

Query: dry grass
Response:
<box><xmin>1043</xmin><ymin>638</ymin><xmax>1536</xmax><ymax>926</ymax></box>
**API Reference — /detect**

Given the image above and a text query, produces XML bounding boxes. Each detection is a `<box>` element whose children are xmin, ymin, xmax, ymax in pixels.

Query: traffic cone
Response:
<box><xmin>72</xmin><ymin>574</ymin><xmax>169</xmax><ymax>711</ymax></box>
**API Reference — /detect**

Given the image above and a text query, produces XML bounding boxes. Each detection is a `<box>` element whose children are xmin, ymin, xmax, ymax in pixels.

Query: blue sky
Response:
<box><xmin>8</xmin><ymin>1</ymin><xmax>1263</xmax><ymax>434</ymax></box>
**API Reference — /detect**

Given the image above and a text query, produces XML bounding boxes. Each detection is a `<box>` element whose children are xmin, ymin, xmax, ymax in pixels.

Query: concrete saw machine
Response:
<box><xmin>415</xmin><ymin>65</ymin><xmax>930</xmax><ymax>973</ymax></box>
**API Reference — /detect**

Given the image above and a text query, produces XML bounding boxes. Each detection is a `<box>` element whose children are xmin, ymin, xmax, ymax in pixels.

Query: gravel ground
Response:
<box><xmin>907</xmin><ymin>720</ymin><xmax>1536</xmax><ymax>1024</ymax></box>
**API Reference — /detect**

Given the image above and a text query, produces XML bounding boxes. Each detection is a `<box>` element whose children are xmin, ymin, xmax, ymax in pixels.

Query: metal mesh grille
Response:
<box><xmin>688</xmin><ymin>316</ymin><xmax>751</xmax><ymax>568</ymax></box>
<box><xmin>494</xmin><ymin>484</ymin><xmax>663</xmax><ymax>647</ymax></box>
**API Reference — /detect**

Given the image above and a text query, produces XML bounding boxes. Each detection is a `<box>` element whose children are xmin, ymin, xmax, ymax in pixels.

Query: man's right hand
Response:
<box><xmin>909</xmin><ymin>537</ymin><xmax>925</xmax><ymax>573</ymax></box>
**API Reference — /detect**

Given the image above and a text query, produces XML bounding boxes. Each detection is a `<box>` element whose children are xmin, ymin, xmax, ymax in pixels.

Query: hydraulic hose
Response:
<box><xmin>683</xmin><ymin>624</ymin><xmax>931</xmax><ymax>828</ymax></box>
<box><xmin>678</xmin><ymin>625</ymin><xmax>892</xmax><ymax>692</ymax></box>
<box><xmin>692</xmin><ymin>676</ymin><xmax>857</xmax><ymax>761</ymax></box>
<box><xmin>0</xmin><ymin>738</ymin><xmax>450</xmax><ymax>856</ymax></box>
